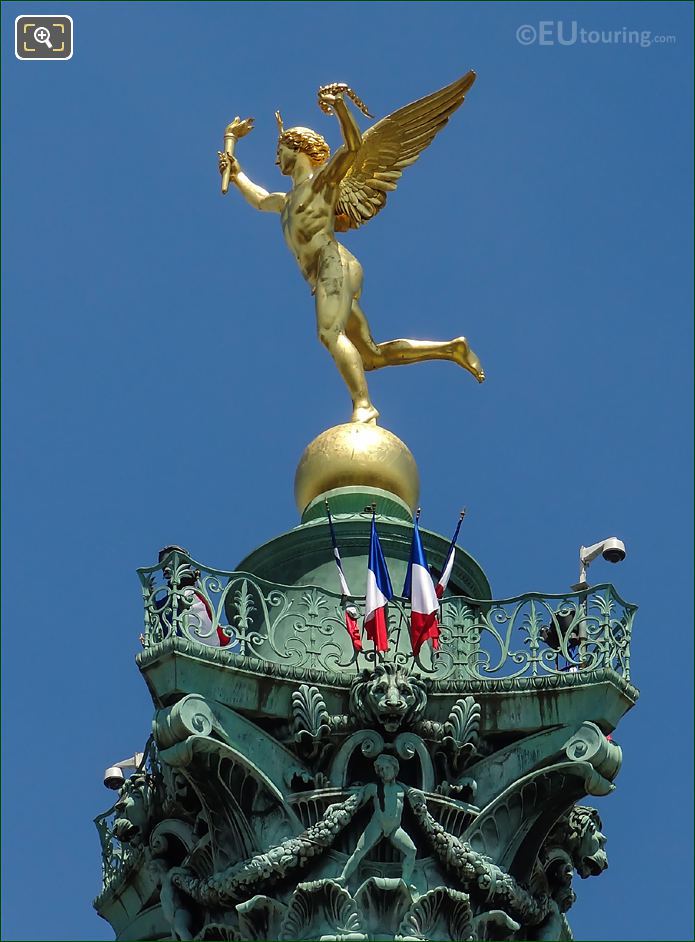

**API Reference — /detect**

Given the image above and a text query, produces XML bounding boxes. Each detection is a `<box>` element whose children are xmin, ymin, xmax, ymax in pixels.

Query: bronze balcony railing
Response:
<box><xmin>137</xmin><ymin>553</ymin><xmax>635</xmax><ymax>682</ymax></box>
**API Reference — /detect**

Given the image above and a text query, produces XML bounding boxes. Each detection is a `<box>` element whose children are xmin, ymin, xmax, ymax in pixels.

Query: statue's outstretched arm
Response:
<box><xmin>314</xmin><ymin>89</ymin><xmax>363</xmax><ymax>189</ymax></box>
<box><xmin>333</xmin><ymin>95</ymin><xmax>362</xmax><ymax>152</ymax></box>
<box><xmin>218</xmin><ymin>153</ymin><xmax>285</xmax><ymax>213</ymax></box>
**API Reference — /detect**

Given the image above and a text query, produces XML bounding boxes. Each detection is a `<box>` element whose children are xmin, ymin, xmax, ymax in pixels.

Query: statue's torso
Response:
<box><xmin>281</xmin><ymin>178</ymin><xmax>337</xmax><ymax>283</ymax></box>
<box><xmin>374</xmin><ymin>781</ymin><xmax>405</xmax><ymax>834</ymax></box>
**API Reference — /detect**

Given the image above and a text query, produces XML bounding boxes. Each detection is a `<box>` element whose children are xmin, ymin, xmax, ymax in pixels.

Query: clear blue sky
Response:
<box><xmin>2</xmin><ymin>2</ymin><xmax>692</xmax><ymax>940</ymax></box>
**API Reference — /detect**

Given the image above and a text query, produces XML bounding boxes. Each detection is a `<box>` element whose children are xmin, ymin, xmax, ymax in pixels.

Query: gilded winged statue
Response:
<box><xmin>218</xmin><ymin>73</ymin><xmax>484</xmax><ymax>424</ymax></box>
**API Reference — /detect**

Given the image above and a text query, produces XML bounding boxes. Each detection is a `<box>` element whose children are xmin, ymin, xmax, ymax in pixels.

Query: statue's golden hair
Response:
<box><xmin>275</xmin><ymin>111</ymin><xmax>330</xmax><ymax>166</ymax></box>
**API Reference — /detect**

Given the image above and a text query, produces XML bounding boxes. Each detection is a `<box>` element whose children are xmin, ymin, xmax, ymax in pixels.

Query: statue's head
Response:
<box><xmin>374</xmin><ymin>754</ymin><xmax>399</xmax><ymax>783</ymax></box>
<box><xmin>275</xmin><ymin>111</ymin><xmax>330</xmax><ymax>174</ymax></box>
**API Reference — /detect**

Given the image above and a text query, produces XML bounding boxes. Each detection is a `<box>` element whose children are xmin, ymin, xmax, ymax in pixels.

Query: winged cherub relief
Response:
<box><xmin>218</xmin><ymin>75</ymin><xmax>484</xmax><ymax>424</ymax></box>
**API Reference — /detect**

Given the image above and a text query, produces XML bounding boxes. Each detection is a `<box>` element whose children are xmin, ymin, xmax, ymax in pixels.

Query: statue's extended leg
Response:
<box><xmin>347</xmin><ymin>302</ymin><xmax>485</xmax><ymax>383</ymax></box>
<box><xmin>339</xmin><ymin>820</ymin><xmax>382</xmax><ymax>883</ymax></box>
<box><xmin>315</xmin><ymin>247</ymin><xmax>379</xmax><ymax>424</ymax></box>
<box><xmin>390</xmin><ymin>827</ymin><xmax>417</xmax><ymax>886</ymax></box>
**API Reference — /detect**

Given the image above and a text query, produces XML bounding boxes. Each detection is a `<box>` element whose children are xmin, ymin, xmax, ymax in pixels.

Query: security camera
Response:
<box><xmin>102</xmin><ymin>752</ymin><xmax>144</xmax><ymax>790</ymax></box>
<box><xmin>601</xmin><ymin>537</ymin><xmax>626</xmax><ymax>564</ymax></box>
<box><xmin>573</xmin><ymin>537</ymin><xmax>627</xmax><ymax>588</ymax></box>
<box><xmin>104</xmin><ymin>766</ymin><xmax>125</xmax><ymax>790</ymax></box>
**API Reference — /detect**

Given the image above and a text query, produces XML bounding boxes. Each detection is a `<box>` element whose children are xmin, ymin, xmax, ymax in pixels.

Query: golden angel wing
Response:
<box><xmin>334</xmin><ymin>71</ymin><xmax>476</xmax><ymax>232</ymax></box>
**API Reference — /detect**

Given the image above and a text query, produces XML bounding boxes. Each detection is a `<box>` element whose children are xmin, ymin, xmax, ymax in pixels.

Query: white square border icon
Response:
<box><xmin>15</xmin><ymin>15</ymin><xmax>74</xmax><ymax>60</ymax></box>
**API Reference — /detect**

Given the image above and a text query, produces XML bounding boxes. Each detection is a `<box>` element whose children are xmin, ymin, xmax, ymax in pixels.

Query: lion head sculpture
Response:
<box><xmin>112</xmin><ymin>773</ymin><xmax>158</xmax><ymax>846</ymax></box>
<box><xmin>349</xmin><ymin>663</ymin><xmax>428</xmax><ymax>733</ymax></box>
<box><xmin>543</xmin><ymin>804</ymin><xmax>608</xmax><ymax>888</ymax></box>
<box><xmin>567</xmin><ymin>806</ymin><xmax>608</xmax><ymax>878</ymax></box>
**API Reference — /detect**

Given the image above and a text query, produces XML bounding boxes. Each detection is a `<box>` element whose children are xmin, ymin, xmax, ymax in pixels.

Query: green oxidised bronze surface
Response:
<box><xmin>94</xmin><ymin>486</ymin><xmax>638</xmax><ymax>942</ymax></box>
<box><xmin>239</xmin><ymin>486</ymin><xmax>491</xmax><ymax>600</ymax></box>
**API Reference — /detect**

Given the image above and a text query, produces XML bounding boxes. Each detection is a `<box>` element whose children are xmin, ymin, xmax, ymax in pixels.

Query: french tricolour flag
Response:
<box><xmin>435</xmin><ymin>511</ymin><xmax>465</xmax><ymax>599</ymax></box>
<box><xmin>326</xmin><ymin>501</ymin><xmax>362</xmax><ymax>651</ymax></box>
<box><xmin>186</xmin><ymin>590</ymin><xmax>234</xmax><ymax>648</ymax></box>
<box><xmin>403</xmin><ymin>514</ymin><xmax>440</xmax><ymax>656</ymax></box>
<box><xmin>364</xmin><ymin>513</ymin><xmax>393</xmax><ymax>652</ymax></box>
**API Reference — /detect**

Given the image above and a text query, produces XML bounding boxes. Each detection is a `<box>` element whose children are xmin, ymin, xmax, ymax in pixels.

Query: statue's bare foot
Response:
<box><xmin>451</xmin><ymin>337</ymin><xmax>485</xmax><ymax>383</ymax></box>
<box><xmin>352</xmin><ymin>404</ymin><xmax>379</xmax><ymax>424</ymax></box>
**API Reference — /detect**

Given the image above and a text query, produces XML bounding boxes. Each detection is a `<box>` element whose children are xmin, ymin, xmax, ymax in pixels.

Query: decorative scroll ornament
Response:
<box><xmin>154</xmin><ymin>694</ymin><xmax>228</xmax><ymax>749</ymax></box>
<box><xmin>564</xmin><ymin>722</ymin><xmax>622</xmax><ymax>781</ymax></box>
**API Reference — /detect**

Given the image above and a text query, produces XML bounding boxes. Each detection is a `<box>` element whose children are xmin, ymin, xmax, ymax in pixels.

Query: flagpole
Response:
<box><xmin>456</xmin><ymin>507</ymin><xmax>467</xmax><ymax>534</ymax></box>
<box><xmin>327</xmin><ymin>496</ymin><xmax>345</xmax><ymax>623</ymax></box>
<box><xmin>435</xmin><ymin>508</ymin><xmax>468</xmax><ymax>597</ymax></box>
<box><xmin>325</xmin><ymin>498</ymin><xmax>363</xmax><ymax>657</ymax></box>
<box><xmin>364</xmin><ymin>502</ymin><xmax>393</xmax><ymax>664</ymax></box>
<box><xmin>416</xmin><ymin>506</ymin><xmax>421</xmax><ymax>667</ymax></box>
<box><xmin>374</xmin><ymin>503</ymin><xmax>384</xmax><ymax>666</ymax></box>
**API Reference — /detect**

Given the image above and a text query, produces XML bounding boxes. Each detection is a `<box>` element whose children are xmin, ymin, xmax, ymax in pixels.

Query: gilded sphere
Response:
<box><xmin>294</xmin><ymin>424</ymin><xmax>420</xmax><ymax>513</ymax></box>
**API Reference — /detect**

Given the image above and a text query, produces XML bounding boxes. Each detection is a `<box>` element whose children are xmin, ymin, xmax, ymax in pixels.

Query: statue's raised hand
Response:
<box><xmin>318</xmin><ymin>84</ymin><xmax>347</xmax><ymax>113</ymax></box>
<box><xmin>225</xmin><ymin>116</ymin><xmax>255</xmax><ymax>139</ymax></box>
<box><xmin>318</xmin><ymin>83</ymin><xmax>372</xmax><ymax>117</ymax></box>
<box><xmin>219</xmin><ymin>117</ymin><xmax>253</xmax><ymax>193</ymax></box>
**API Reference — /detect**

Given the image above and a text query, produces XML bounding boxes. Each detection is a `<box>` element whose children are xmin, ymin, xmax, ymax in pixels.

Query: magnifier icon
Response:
<box><xmin>34</xmin><ymin>26</ymin><xmax>53</xmax><ymax>49</ymax></box>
